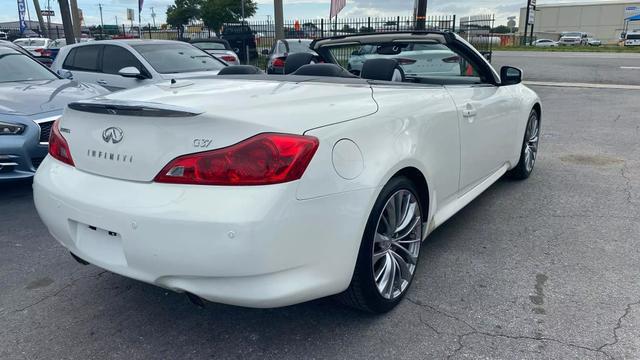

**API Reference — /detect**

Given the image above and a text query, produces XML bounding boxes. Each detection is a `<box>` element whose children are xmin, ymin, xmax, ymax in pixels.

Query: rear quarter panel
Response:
<box><xmin>299</xmin><ymin>85</ymin><xmax>461</xmax><ymax>224</ymax></box>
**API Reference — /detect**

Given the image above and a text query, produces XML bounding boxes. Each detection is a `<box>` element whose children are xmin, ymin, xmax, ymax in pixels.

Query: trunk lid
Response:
<box><xmin>60</xmin><ymin>78</ymin><xmax>376</xmax><ymax>182</ymax></box>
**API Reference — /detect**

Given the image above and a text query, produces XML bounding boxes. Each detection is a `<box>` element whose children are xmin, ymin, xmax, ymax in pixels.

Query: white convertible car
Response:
<box><xmin>34</xmin><ymin>32</ymin><xmax>541</xmax><ymax>313</ymax></box>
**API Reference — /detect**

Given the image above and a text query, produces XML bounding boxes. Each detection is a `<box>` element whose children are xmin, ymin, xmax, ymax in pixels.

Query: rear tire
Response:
<box><xmin>337</xmin><ymin>176</ymin><xmax>424</xmax><ymax>313</ymax></box>
<box><xmin>507</xmin><ymin>109</ymin><xmax>540</xmax><ymax>180</ymax></box>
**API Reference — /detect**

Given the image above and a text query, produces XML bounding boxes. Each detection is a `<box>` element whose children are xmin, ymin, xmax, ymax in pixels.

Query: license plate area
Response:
<box><xmin>72</xmin><ymin>220</ymin><xmax>127</xmax><ymax>266</ymax></box>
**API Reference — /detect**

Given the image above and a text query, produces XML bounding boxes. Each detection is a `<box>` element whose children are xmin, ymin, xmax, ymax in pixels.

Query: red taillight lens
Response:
<box><xmin>221</xmin><ymin>55</ymin><xmax>237</xmax><ymax>62</ymax></box>
<box><xmin>154</xmin><ymin>133</ymin><xmax>319</xmax><ymax>186</ymax></box>
<box><xmin>42</xmin><ymin>50</ymin><xmax>52</xmax><ymax>57</ymax></box>
<box><xmin>48</xmin><ymin>119</ymin><xmax>75</xmax><ymax>166</ymax></box>
<box><xmin>272</xmin><ymin>57</ymin><xmax>286</xmax><ymax>68</ymax></box>
<box><xmin>393</xmin><ymin>58</ymin><xmax>417</xmax><ymax>65</ymax></box>
<box><xmin>442</xmin><ymin>55</ymin><xmax>461</xmax><ymax>63</ymax></box>
<box><xmin>34</xmin><ymin>48</ymin><xmax>44</xmax><ymax>53</ymax></box>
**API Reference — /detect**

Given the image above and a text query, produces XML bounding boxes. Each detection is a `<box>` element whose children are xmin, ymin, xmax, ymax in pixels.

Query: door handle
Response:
<box><xmin>97</xmin><ymin>80</ymin><xmax>107</xmax><ymax>85</ymax></box>
<box><xmin>462</xmin><ymin>103</ymin><xmax>477</xmax><ymax>118</ymax></box>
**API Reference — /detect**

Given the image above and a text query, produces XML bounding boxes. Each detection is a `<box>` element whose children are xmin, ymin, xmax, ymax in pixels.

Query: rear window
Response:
<box><xmin>63</xmin><ymin>45</ymin><xmax>100</xmax><ymax>71</ymax></box>
<box><xmin>48</xmin><ymin>39</ymin><xmax>66</xmax><ymax>48</ymax></box>
<box><xmin>131</xmin><ymin>43</ymin><xmax>225</xmax><ymax>74</ymax></box>
<box><xmin>31</xmin><ymin>39</ymin><xmax>46</xmax><ymax>47</ymax></box>
<box><xmin>286</xmin><ymin>40</ymin><xmax>313</xmax><ymax>53</ymax></box>
<box><xmin>223</xmin><ymin>26</ymin><xmax>252</xmax><ymax>34</ymax></box>
<box><xmin>13</xmin><ymin>39</ymin><xmax>29</xmax><ymax>46</ymax></box>
<box><xmin>628</xmin><ymin>34</ymin><xmax>640</xmax><ymax>40</ymax></box>
<box><xmin>192</xmin><ymin>42</ymin><xmax>227</xmax><ymax>50</ymax></box>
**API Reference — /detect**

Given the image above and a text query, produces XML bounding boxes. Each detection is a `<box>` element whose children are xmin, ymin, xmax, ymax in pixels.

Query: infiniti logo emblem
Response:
<box><xmin>102</xmin><ymin>127</ymin><xmax>124</xmax><ymax>144</ymax></box>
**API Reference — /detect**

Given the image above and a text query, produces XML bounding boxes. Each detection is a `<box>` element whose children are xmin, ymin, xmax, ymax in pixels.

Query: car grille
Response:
<box><xmin>39</xmin><ymin>120</ymin><xmax>54</xmax><ymax>143</ymax></box>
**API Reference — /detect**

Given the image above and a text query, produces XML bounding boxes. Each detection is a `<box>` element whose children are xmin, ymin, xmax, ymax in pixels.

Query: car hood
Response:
<box><xmin>0</xmin><ymin>79</ymin><xmax>107</xmax><ymax>116</ymax></box>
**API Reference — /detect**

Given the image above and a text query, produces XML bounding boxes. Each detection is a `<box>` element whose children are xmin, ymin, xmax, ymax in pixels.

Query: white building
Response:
<box><xmin>519</xmin><ymin>1</ymin><xmax>640</xmax><ymax>43</ymax></box>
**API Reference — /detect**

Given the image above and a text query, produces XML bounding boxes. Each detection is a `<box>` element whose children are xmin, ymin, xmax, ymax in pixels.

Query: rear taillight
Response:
<box><xmin>34</xmin><ymin>48</ymin><xmax>44</xmax><ymax>53</ymax></box>
<box><xmin>41</xmin><ymin>50</ymin><xmax>52</xmax><ymax>57</ymax></box>
<box><xmin>272</xmin><ymin>57</ymin><xmax>286</xmax><ymax>68</ymax></box>
<box><xmin>393</xmin><ymin>58</ymin><xmax>417</xmax><ymax>65</ymax></box>
<box><xmin>220</xmin><ymin>55</ymin><xmax>237</xmax><ymax>63</ymax></box>
<box><xmin>154</xmin><ymin>133</ymin><xmax>319</xmax><ymax>186</ymax></box>
<box><xmin>442</xmin><ymin>56</ymin><xmax>460</xmax><ymax>63</ymax></box>
<box><xmin>48</xmin><ymin>119</ymin><xmax>75</xmax><ymax>166</ymax></box>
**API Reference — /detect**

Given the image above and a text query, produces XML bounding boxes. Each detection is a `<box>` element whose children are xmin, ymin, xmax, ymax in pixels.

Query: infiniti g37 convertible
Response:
<box><xmin>34</xmin><ymin>32</ymin><xmax>541</xmax><ymax>313</ymax></box>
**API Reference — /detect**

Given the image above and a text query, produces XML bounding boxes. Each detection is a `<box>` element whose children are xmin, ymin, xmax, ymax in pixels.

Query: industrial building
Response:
<box><xmin>519</xmin><ymin>1</ymin><xmax>640</xmax><ymax>43</ymax></box>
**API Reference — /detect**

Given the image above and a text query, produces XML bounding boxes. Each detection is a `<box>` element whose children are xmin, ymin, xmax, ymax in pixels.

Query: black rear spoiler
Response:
<box><xmin>68</xmin><ymin>99</ymin><xmax>203</xmax><ymax>117</ymax></box>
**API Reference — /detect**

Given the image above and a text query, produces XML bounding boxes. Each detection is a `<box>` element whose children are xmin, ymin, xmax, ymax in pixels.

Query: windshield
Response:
<box><xmin>627</xmin><ymin>34</ymin><xmax>640</xmax><ymax>40</ymax></box>
<box><xmin>192</xmin><ymin>42</ymin><xmax>227</xmax><ymax>50</ymax></box>
<box><xmin>0</xmin><ymin>51</ymin><xmax>58</xmax><ymax>82</ymax></box>
<box><xmin>131</xmin><ymin>43</ymin><xmax>225</xmax><ymax>74</ymax></box>
<box><xmin>48</xmin><ymin>39</ymin><xmax>66</xmax><ymax>48</ymax></box>
<box><xmin>563</xmin><ymin>33</ymin><xmax>582</xmax><ymax>37</ymax></box>
<box><xmin>286</xmin><ymin>40</ymin><xmax>314</xmax><ymax>53</ymax></box>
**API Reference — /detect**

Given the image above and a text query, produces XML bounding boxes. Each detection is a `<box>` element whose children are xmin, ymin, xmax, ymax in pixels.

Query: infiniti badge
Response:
<box><xmin>102</xmin><ymin>127</ymin><xmax>124</xmax><ymax>144</ymax></box>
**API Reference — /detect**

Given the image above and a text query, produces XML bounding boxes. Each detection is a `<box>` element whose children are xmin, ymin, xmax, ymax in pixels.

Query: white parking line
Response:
<box><xmin>620</xmin><ymin>66</ymin><xmax>640</xmax><ymax>70</ymax></box>
<box><xmin>524</xmin><ymin>81</ymin><xmax>640</xmax><ymax>90</ymax></box>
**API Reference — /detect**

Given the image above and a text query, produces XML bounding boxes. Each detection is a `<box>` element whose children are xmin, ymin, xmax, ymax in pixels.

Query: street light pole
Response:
<box><xmin>274</xmin><ymin>0</ymin><xmax>284</xmax><ymax>40</ymax></box>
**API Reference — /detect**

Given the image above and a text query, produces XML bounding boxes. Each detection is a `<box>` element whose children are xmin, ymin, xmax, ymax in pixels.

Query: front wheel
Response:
<box><xmin>507</xmin><ymin>109</ymin><xmax>540</xmax><ymax>180</ymax></box>
<box><xmin>337</xmin><ymin>176</ymin><xmax>424</xmax><ymax>313</ymax></box>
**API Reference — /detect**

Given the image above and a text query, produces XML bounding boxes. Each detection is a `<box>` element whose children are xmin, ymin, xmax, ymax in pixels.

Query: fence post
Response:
<box><xmin>122</xmin><ymin>24</ymin><xmax>126</xmax><ymax>35</ymax></box>
<box><xmin>367</xmin><ymin>17</ymin><xmax>371</xmax><ymax>32</ymax></box>
<box><xmin>397</xmin><ymin>16</ymin><xmax>400</xmax><ymax>31</ymax></box>
<box><xmin>56</xmin><ymin>26</ymin><xmax>60</xmax><ymax>39</ymax></box>
<box><xmin>148</xmin><ymin>23</ymin><xmax>151</xmax><ymax>39</ymax></box>
<box><xmin>452</xmin><ymin>15</ymin><xmax>456</xmax><ymax>32</ymax></box>
<box><xmin>320</xmin><ymin>18</ymin><xmax>324</xmax><ymax>37</ymax></box>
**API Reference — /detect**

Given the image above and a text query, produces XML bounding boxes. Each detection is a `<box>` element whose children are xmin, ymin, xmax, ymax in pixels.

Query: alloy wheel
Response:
<box><xmin>372</xmin><ymin>189</ymin><xmax>422</xmax><ymax>299</ymax></box>
<box><xmin>524</xmin><ymin>113</ymin><xmax>540</xmax><ymax>173</ymax></box>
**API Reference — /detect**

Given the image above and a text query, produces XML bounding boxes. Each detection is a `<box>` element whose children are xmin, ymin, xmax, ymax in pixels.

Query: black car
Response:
<box><xmin>221</xmin><ymin>23</ymin><xmax>258</xmax><ymax>63</ymax></box>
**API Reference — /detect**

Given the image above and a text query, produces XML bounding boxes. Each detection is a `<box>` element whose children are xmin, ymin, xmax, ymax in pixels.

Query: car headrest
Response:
<box><xmin>284</xmin><ymin>52</ymin><xmax>315</xmax><ymax>74</ymax></box>
<box><xmin>292</xmin><ymin>63</ymin><xmax>357</xmax><ymax>78</ymax></box>
<box><xmin>218</xmin><ymin>65</ymin><xmax>264</xmax><ymax>75</ymax></box>
<box><xmin>360</xmin><ymin>58</ymin><xmax>405</xmax><ymax>82</ymax></box>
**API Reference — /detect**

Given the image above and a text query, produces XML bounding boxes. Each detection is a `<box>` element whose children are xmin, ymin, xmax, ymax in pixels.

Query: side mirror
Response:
<box><xmin>118</xmin><ymin>66</ymin><xmax>144</xmax><ymax>79</ymax></box>
<box><xmin>57</xmin><ymin>69</ymin><xmax>73</xmax><ymax>79</ymax></box>
<box><xmin>261</xmin><ymin>49</ymin><xmax>269</xmax><ymax>55</ymax></box>
<box><xmin>500</xmin><ymin>66</ymin><xmax>522</xmax><ymax>86</ymax></box>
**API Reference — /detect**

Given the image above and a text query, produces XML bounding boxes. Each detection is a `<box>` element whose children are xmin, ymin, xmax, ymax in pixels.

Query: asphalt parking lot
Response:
<box><xmin>1</xmin><ymin>52</ymin><xmax>639</xmax><ymax>359</ymax></box>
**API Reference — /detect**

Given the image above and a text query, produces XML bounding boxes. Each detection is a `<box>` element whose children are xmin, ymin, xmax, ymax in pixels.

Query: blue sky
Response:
<box><xmin>0</xmin><ymin>0</ymin><xmax>616</xmax><ymax>27</ymax></box>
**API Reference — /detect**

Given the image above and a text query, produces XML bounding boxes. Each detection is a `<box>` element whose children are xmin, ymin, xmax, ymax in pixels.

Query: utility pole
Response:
<box><xmin>414</xmin><ymin>0</ymin><xmax>427</xmax><ymax>30</ymax></box>
<box><xmin>46</xmin><ymin>0</ymin><xmax>51</xmax><ymax>38</ymax></box>
<box><xmin>151</xmin><ymin>7</ymin><xmax>156</xmax><ymax>28</ymax></box>
<box><xmin>58</xmin><ymin>0</ymin><xmax>75</xmax><ymax>44</ymax></box>
<box><xmin>69</xmin><ymin>0</ymin><xmax>81</xmax><ymax>40</ymax></box>
<box><xmin>33</xmin><ymin>0</ymin><xmax>48</xmax><ymax>37</ymax></box>
<box><xmin>98</xmin><ymin>3</ymin><xmax>103</xmax><ymax>38</ymax></box>
<box><xmin>274</xmin><ymin>0</ymin><xmax>284</xmax><ymax>40</ymax></box>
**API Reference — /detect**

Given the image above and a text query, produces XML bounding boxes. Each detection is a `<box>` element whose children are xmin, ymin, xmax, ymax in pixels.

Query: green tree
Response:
<box><xmin>166</xmin><ymin>0</ymin><xmax>201</xmax><ymax>37</ymax></box>
<box><xmin>200</xmin><ymin>0</ymin><xmax>257</xmax><ymax>35</ymax></box>
<box><xmin>492</xmin><ymin>25</ymin><xmax>513</xmax><ymax>34</ymax></box>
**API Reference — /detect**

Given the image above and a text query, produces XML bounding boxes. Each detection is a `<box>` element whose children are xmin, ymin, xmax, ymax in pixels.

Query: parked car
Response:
<box><xmin>42</xmin><ymin>38</ymin><xmax>94</xmax><ymax>60</ymax></box>
<box><xmin>264</xmin><ymin>39</ymin><xmax>316</xmax><ymax>74</ymax></box>
<box><xmin>532</xmin><ymin>39</ymin><xmax>558</xmax><ymax>47</ymax></box>
<box><xmin>347</xmin><ymin>43</ymin><xmax>460</xmax><ymax>77</ymax></box>
<box><xmin>0</xmin><ymin>42</ymin><xmax>107</xmax><ymax>182</ymax></box>
<box><xmin>0</xmin><ymin>31</ymin><xmax>7</xmax><ymax>40</ymax></box>
<box><xmin>189</xmin><ymin>38</ymin><xmax>240</xmax><ymax>65</ymax></box>
<box><xmin>51</xmin><ymin>40</ymin><xmax>227</xmax><ymax>91</ymax></box>
<box><xmin>558</xmin><ymin>32</ymin><xmax>589</xmax><ymax>46</ymax></box>
<box><xmin>221</xmin><ymin>23</ymin><xmax>258</xmax><ymax>62</ymax></box>
<box><xmin>624</xmin><ymin>31</ymin><xmax>640</xmax><ymax>46</ymax></box>
<box><xmin>586</xmin><ymin>37</ymin><xmax>602</xmax><ymax>46</ymax></box>
<box><xmin>13</xmin><ymin>37</ymin><xmax>51</xmax><ymax>56</ymax></box>
<box><xmin>33</xmin><ymin>31</ymin><xmax>541</xmax><ymax>313</ymax></box>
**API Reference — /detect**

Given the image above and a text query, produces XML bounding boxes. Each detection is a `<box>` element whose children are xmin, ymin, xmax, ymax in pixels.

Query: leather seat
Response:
<box><xmin>292</xmin><ymin>64</ymin><xmax>357</xmax><ymax>78</ymax></box>
<box><xmin>360</xmin><ymin>58</ymin><xmax>405</xmax><ymax>82</ymax></box>
<box><xmin>284</xmin><ymin>53</ymin><xmax>316</xmax><ymax>74</ymax></box>
<box><xmin>218</xmin><ymin>65</ymin><xmax>264</xmax><ymax>75</ymax></box>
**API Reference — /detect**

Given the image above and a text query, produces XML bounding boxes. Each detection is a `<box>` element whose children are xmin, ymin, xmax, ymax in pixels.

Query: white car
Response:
<box><xmin>50</xmin><ymin>40</ymin><xmax>226</xmax><ymax>91</ymax></box>
<box><xmin>13</xmin><ymin>37</ymin><xmax>51</xmax><ymax>56</ymax></box>
<box><xmin>533</xmin><ymin>39</ymin><xmax>558</xmax><ymax>47</ymax></box>
<box><xmin>34</xmin><ymin>32</ymin><xmax>541</xmax><ymax>313</ymax></box>
<box><xmin>624</xmin><ymin>32</ymin><xmax>640</xmax><ymax>46</ymax></box>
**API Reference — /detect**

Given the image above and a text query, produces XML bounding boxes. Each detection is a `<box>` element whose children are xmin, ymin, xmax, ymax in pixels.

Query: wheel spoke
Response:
<box><xmin>394</xmin><ymin>202</ymin><xmax>417</xmax><ymax>235</ymax></box>
<box><xmin>391</xmin><ymin>243</ymin><xmax>417</xmax><ymax>265</ymax></box>
<box><xmin>395</xmin><ymin>215</ymin><xmax>420</xmax><ymax>241</ymax></box>
<box><xmin>390</xmin><ymin>250</ymin><xmax>412</xmax><ymax>282</ymax></box>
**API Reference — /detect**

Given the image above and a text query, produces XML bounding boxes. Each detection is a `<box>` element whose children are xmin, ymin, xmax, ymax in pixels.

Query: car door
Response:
<box><xmin>99</xmin><ymin>45</ymin><xmax>153</xmax><ymax>91</ymax></box>
<box><xmin>61</xmin><ymin>44</ymin><xmax>102</xmax><ymax>85</ymax></box>
<box><xmin>443</xmin><ymin>50</ymin><xmax>520</xmax><ymax>192</ymax></box>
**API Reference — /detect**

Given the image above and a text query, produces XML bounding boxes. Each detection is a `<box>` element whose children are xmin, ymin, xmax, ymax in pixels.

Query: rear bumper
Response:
<box><xmin>33</xmin><ymin>157</ymin><xmax>376</xmax><ymax>307</ymax></box>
